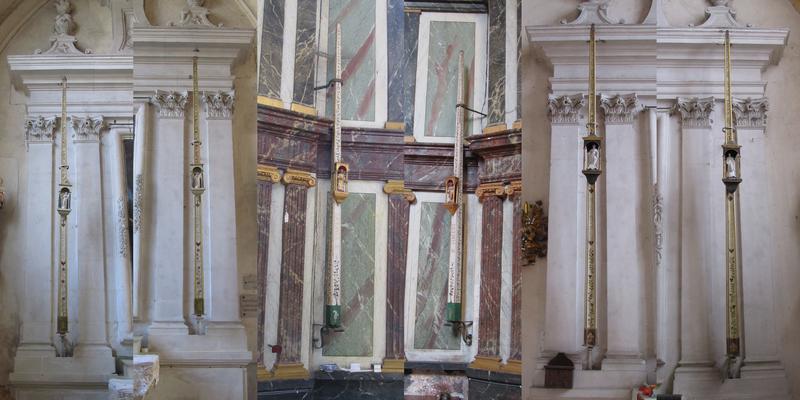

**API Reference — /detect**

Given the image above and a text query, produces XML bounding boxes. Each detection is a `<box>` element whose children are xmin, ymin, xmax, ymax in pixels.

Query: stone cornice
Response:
<box><xmin>732</xmin><ymin>97</ymin><xmax>768</xmax><ymax>129</ymax></box>
<box><xmin>672</xmin><ymin>97</ymin><xmax>715</xmax><ymax>129</ymax></box>
<box><xmin>600</xmin><ymin>94</ymin><xmax>640</xmax><ymax>124</ymax></box>
<box><xmin>151</xmin><ymin>91</ymin><xmax>188</xmax><ymax>119</ymax></box>
<box><xmin>548</xmin><ymin>94</ymin><xmax>585</xmax><ymax>125</ymax></box>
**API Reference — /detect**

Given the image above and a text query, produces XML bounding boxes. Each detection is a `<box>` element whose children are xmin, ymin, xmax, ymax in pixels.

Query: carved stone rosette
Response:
<box><xmin>548</xmin><ymin>94</ymin><xmax>586</xmax><ymax>125</ymax></box>
<box><xmin>151</xmin><ymin>91</ymin><xmax>188</xmax><ymax>119</ymax></box>
<box><xmin>672</xmin><ymin>97</ymin><xmax>715</xmax><ymax>129</ymax></box>
<box><xmin>600</xmin><ymin>94</ymin><xmax>639</xmax><ymax>124</ymax></box>
<box><xmin>732</xmin><ymin>97</ymin><xmax>768</xmax><ymax>129</ymax></box>
<box><xmin>24</xmin><ymin>116</ymin><xmax>58</xmax><ymax>143</ymax></box>
<box><xmin>203</xmin><ymin>91</ymin><xmax>235</xmax><ymax>119</ymax></box>
<box><xmin>71</xmin><ymin>116</ymin><xmax>105</xmax><ymax>141</ymax></box>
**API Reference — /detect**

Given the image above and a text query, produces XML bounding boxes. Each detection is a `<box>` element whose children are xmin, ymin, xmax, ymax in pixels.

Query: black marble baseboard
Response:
<box><xmin>465</xmin><ymin>368</ymin><xmax>521</xmax><ymax>385</ymax></box>
<box><xmin>257</xmin><ymin>378</ymin><xmax>314</xmax><ymax>400</ymax></box>
<box><xmin>468</xmin><ymin>377</ymin><xmax>521</xmax><ymax>400</ymax></box>
<box><xmin>257</xmin><ymin>372</ymin><xmax>403</xmax><ymax>400</ymax></box>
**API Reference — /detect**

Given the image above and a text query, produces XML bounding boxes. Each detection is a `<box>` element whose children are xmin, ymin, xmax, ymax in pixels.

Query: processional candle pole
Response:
<box><xmin>445</xmin><ymin>51</ymin><xmax>466</xmax><ymax>330</ymax></box>
<box><xmin>581</xmin><ymin>24</ymin><xmax>602</xmax><ymax>368</ymax></box>
<box><xmin>326</xmin><ymin>23</ymin><xmax>348</xmax><ymax>329</ymax></box>
<box><xmin>721</xmin><ymin>30</ymin><xmax>742</xmax><ymax>377</ymax></box>
<box><xmin>191</xmin><ymin>51</ymin><xmax>207</xmax><ymax>319</ymax></box>
<box><xmin>56</xmin><ymin>76</ymin><xmax>72</xmax><ymax>337</ymax></box>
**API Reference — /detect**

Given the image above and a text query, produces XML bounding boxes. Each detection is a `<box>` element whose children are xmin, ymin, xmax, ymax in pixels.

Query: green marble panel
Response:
<box><xmin>423</xmin><ymin>21</ymin><xmax>476</xmax><ymax>137</ymax></box>
<box><xmin>414</xmin><ymin>202</ymin><xmax>459</xmax><ymax>350</ymax></box>
<box><xmin>324</xmin><ymin>193</ymin><xmax>376</xmax><ymax>357</ymax></box>
<box><xmin>326</xmin><ymin>0</ymin><xmax>376</xmax><ymax>121</ymax></box>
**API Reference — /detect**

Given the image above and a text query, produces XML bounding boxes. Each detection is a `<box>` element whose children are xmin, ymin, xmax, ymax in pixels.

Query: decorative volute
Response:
<box><xmin>695</xmin><ymin>0</ymin><xmax>750</xmax><ymax>28</ymax></box>
<box><xmin>36</xmin><ymin>0</ymin><xmax>92</xmax><ymax>55</ymax></box>
<box><xmin>561</xmin><ymin>0</ymin><xmax>622</xmax><ymax>25</ymax></box>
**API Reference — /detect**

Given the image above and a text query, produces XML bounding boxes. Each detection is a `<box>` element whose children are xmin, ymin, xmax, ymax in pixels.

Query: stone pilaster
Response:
<box><xmin>272</xmin><ymin>169</ymin><xmax>315</xmax><ymax>379</ymax></box>
<box><xmin>147</xmin><ymin>91</ymin><xmax>189</xmax><ymax>335</ymax></box>
<box><xmin>72</xmin><ymin>115</ymin><xmax>113</xmax><ymax>364</ymax></box>
<box><xmin>382</xmin><ymin>180</ymin><xmax>415</xmax><ymax>373</ymax></box>
<box><xmin>472</xmin><ymin>191</ymin><xmax>504</xmax><ymax>370</ymax></box>
<box><xmin>509</xmin><ymin>194</ymin><xmax>522</xmax><ymax>363</ymax></box>
<box><xmin>600</xmin><ymin>94</ymin><xmax>646</xmax><ymax>377</ymax></box>
<box><xmin>256</xmin><ymin>165</ymin><xmax>281</xmax><ymax>367</ymax></box>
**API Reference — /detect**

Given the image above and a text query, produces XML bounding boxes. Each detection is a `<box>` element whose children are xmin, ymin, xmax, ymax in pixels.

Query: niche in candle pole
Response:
<box><xmin>58</xmin><ymin>187</ymin><xmax>71</xmax><ymax>212</ymax></box>
<box><xmin>443</xmin><ymin>176</ymin><xmax>460</xmax><ymax>214</ymax></box>
<box><xmin>332</xmin><ymin>162</ymin><xmax>349</xmax><ymax>204</ymax></box>
<box><xmin>581</xmin><ymin>135</ymin><xmax>603</xmax><ymax>185</ymax></box>
<box><xmin>191</xmin><ymin>165</ymin><xmax>205</xmax><ymax>193</ymax></box>
<box><xmin>722</xmin><ymin>145</ymin><xmax>742</xmax><ymax>193</ymax></box>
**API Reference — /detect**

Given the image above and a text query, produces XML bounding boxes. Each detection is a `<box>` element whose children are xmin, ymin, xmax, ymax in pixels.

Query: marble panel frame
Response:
<box><xmin>412</xmin><ymin>12</ymin><xmax>488</xmax><ymax>143</ymax></box>
<box><xmin>310</xmin><ymin>180</ymin><xmax>388</xmax><ymax>369</ymax></box>
<box><xmin>404</xmin><ymin>191</ymin><xmax>482</xmax><ymax>363</ymax></box>
<box><xmin>314</xmin><ymin>0</ymin><xmax>389</xmax><ymax>128</ymax></box>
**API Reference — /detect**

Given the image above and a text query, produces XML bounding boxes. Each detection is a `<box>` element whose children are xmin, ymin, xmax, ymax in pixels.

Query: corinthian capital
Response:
<box><xmin>548</xmin><ymin>94</ymin><xmax>586</xmax><ymax>125</ymax></box>
<box><xmin>600</xmin><ymin>94</ymin><xmax>639</xmax><ymax>124</ymax></box>
<box><xmin>71</xmin><ymin>116</ymin><xmax>105</xmax><ymax>141</ymax></box>
<box><xmin>151</xmin><ymin>91</ymin><xmax>188</xmax><ymax>119</ymax></box>
<box><xmin>672</xmin><ymin>97</ymin><xmax>715</xmax><ymax>129</ymax></box>
<box><xmin>732</xmin><ymin>97</ymin><xmax>768</xmax><ymax>129</ymax></box>
<box><xmin>24</xmin><ymin>116</ymin><xmax>58</xmax><ymax>143</ymax></box>
<box><xmin>203</xmin><ymin>91</ymin><xmax>235</xmax><ymax>119</ymax></box>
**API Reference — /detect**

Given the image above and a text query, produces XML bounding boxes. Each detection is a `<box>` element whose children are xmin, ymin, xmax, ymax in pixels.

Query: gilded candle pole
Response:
<box><xmin>581</xmin><ymin>24</ymin><xmax>602</xmax><ymax>358</ymax></box>
<box><xmin>721</xmin><ymin>30</ymin><xmax>742</xmax><ymax>363</ymax></box>
<box><xmin>191</xmin><ymin>53</ymin><xmax>206</xmax><ymax>318</ymax></box>
<box><xmin>327</xmin><ymin>23</ymin><xmax>348</xmax><ymax>328</ymax></box>
<box><xmin>445</xmin><ymin>51</ymin><xmax>466</xmax><ymax>323</ymax></box>
<box><xmin>56</xmin><ymin>77</ymin><xmax>72</xmax><ymax>336</ymax></box>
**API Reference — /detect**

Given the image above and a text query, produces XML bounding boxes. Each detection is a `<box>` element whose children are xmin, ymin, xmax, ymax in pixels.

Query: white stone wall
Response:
<box><xmin>0</xmin><ymin>1</ymin><xmax>258</xmax><ymax>398</ymax></box>
<box><xmin>521</xmin><ymin>0</ymin><xmax>800</xmax><ymax>397</ymax></box>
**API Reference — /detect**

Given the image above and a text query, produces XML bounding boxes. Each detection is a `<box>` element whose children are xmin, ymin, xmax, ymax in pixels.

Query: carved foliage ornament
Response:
<box><xmin>600</xmin><ymin>94</ymin><xmax>639</xmax><ymax>124</ymax></box>
<box><xmin>36</xmin><ymin>0</ymin><xmax>92</xmax><ymax>55</ymax></box>
<box><xmin>521</xmin><ymin>200</ymin><xmax>548</xmax><ymax>265</ymax></box>
<box><xmin>169</xmin><ymin>0</ymin><xmax>222</xmax><ymax>28</ymax></box>
<box><xmin>71</xmin><ymin>116</ymin><xmax>104</xmax><ymax>140</ymax></box>
<box><xmin>203</xmin><ymin>91</ymin><xmax>235</xmax><ymax>119</ymax></box>
<box><xmin>732</xmin><ymin>97</ymin><xmax>768</xmax><ymax>129</ymax></box>
<box><xmin>548</xmin><ymin>94</ymin><xmax>586</xmax><ymax>125</ymax></box>
<box><xmin>672</xmin><ymin>97</ymin><xmax>715</xmax><ymax>129</ymax></box>
<box><xmin>25</xmin><ymin>116</ymin><xmax>58</xmax><ymax>142</ymax></box>
<box><xmin>151</xmin><ymin>91</ymin><xmax>188</xmax><ymax>119</ymax></box>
